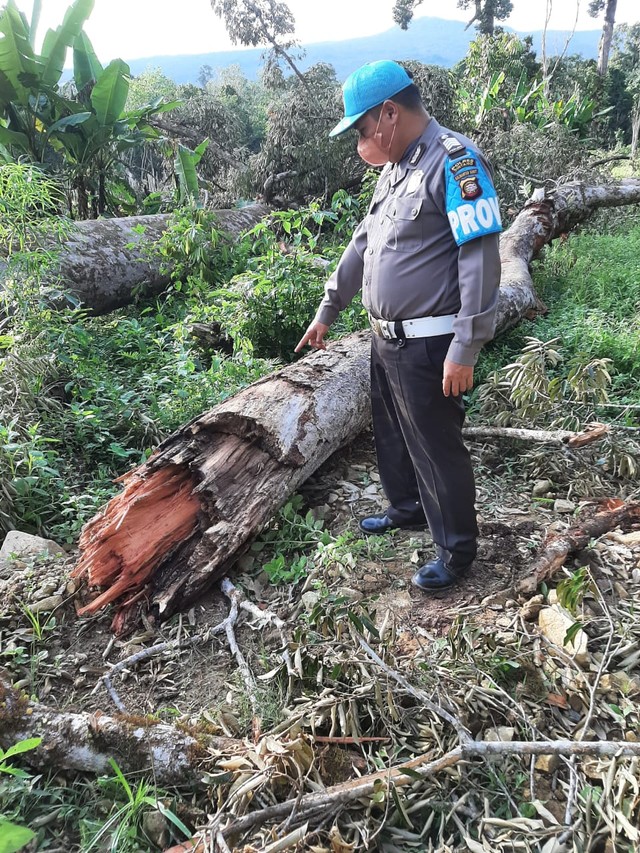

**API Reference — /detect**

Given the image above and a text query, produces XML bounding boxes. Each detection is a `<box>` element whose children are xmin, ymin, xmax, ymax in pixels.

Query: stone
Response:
<box><xmin>611</xmin><ymin>531</ymin><xmax>640</xmax><ymax>546</ymax></box>
<box><xmin>553</xmin><ymin>499</ymin><xmax>576</xmax><ymax>514</ymax></box>
<box><xmin>534</xmin><ymin>753</ymin><xmax>560</xmax><ymax>773</ymax></box>
<box><xmin>0</xmin><ymin>531</ymin><xmax>65</xmax><ymax>579</ymax></box>
<box><xmin>520</xmin><ymin>594</ymin><xmax>545</xmax><ymax>621</ymax></box>
<box><xmin>142</xmin><ymin>810</ymin><xmax>169</xmax><ymax>848</ymax></box>
<box><xmin>336</xmin><ymin>587</ymin><xmax>362</xmax><ymax>601</ymax></box>
<box><xmin>482</xmin><ymin>726</ymin><xmax>515</xmax><ymax>742</ymax></box>
<box><xmin>29</xmin><ymin>594</ymin><xmax>64</xmax><ymax>614</ymax></box>
<box><xmin>301</xmin><ymin>591</ymin><xmax>321</xmax><ymax>610</ymax></box>
<box><xmin>532</xmin><ymin>479</ymin><xmax>554</xmax><ymax>497</ymax></box>
<box><xmin>538</xmin><ymin>605</ymin><xmax>590</xmax><ymax>666</ymax></box>
<box><xmin>35</xmin><ymin>580</ymin><xmax>59</xmax><ymax>599</ymax></box>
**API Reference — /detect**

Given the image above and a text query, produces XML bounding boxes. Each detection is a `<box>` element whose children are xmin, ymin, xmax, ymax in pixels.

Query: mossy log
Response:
<box><xmin>49</xmin><ymin>204</ymin><xmax>269</xmax><ymax>314</ymax></box>
<box><xmin>0</xmin><ymin>678</ymin><xmax>239</xmax><ymax>786</ymax></box>
<box><xmin>72</xmin><ymin>180</ymin><xmax>640</xmax><ymax>627</ymax></box>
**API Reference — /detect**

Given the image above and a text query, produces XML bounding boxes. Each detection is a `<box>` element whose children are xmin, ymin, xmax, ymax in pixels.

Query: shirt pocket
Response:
<box><xmin>384</xmin><ymin>197</ymin><xmax>423</xmax><ymax>253</ymax></box>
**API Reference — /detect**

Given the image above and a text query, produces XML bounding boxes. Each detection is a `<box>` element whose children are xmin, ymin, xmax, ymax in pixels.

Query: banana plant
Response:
<box><xmin>0</xmin><ymin>0</ymin><xmax>180</xmax><ymax>217</ymax></box>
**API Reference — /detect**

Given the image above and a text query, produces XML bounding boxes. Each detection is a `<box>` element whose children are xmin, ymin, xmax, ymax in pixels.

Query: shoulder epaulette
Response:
<box><xmin>438</xmin><ymin>133</ymin><xmax>466</xmax><ymax>158</ymax></box>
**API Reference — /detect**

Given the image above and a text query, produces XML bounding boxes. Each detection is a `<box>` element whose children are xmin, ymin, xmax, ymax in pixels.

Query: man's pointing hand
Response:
<box><xmin>295</xmin><ymin>321</ymin><xmax>330</xmax><ymax>353</ymax></box>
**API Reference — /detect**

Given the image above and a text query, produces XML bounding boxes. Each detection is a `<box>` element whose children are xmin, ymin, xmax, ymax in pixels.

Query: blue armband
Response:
<box><xmin>444</xmin><ymin>150</ymin><xmax>502</xmax><ymax>246</ymax></box>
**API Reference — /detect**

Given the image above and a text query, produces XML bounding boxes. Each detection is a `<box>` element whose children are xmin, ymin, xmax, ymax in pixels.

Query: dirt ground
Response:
<box><xmin>0</xmin><ymin>431</ymin><xmax>636</xmax><ymax>722</ymax></box>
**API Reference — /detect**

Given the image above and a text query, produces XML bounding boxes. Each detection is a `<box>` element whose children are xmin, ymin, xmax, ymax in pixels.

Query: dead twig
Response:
<box><xmin>216</xmin><ymin>739</ymin><xmax>640</xmax><ymax>842</ymax></box>
<box><xmin>463</xmin><ymin>423</ymin><xmax>609</xmax><ymax>447</ymax></box>
<box><xmin>100</xmin><ymin>577</ymin><xmax>268</xmax><ymax>712</ymax></box>
<box><xmin>357</xmin><ymin>634</ymin><xmax>473</xmax><ymax>745</ymax></box>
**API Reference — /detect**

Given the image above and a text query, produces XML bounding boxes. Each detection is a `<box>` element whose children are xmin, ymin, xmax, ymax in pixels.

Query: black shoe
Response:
<box><xmin>411</xmin><ymin>556</ymin><xmax>473</xmax><ymax>592</ymax></box>
<box><xmin>358</xmin><ymin>513</ymin><xmax>426</xmax><ymax>536</ymax></box>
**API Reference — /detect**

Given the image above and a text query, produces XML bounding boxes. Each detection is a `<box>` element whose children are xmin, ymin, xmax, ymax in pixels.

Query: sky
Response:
<box><xmin>12</xmin><ymin>0</ymin><xmax>640</xmax><ymax>62</ymax></box>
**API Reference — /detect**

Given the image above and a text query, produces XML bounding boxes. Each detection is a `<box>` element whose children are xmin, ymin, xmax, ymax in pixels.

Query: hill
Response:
<box><xmin>122</xmin><ymin>16</ymin><xmax>601</xmax><ymax>84</ymax></box>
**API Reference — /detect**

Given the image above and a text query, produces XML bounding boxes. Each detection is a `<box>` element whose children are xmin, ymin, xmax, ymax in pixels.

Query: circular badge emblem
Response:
<box><xmin>460</xmin><ymin>177</ymin><xmax>482</xmax><ymax>200</ymax></box>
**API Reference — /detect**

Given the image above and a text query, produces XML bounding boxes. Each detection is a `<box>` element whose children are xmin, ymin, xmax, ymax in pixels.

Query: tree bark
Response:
<box><xmin>45</xmin><ymin>204</ymin><xmax>269</xmax><ymax>315</ymax></box>
<box><xmin>72</xmin><ymin>181</ymin><xmax>640</xmax><ymax>626</ymax></box>
<box><xmin>0</xmin><ymin>678</ymin><xmax>238</xmax><ymax>787</ymax></box>
<box><xmin>72</xmin><ymin>332</ymin><xmax>372</xmax><ymax>627</ymax></box>
<box><xmin>597</xmin><ymin>0</ymin><xmax>617</xmax><ymax>77</ymax></box>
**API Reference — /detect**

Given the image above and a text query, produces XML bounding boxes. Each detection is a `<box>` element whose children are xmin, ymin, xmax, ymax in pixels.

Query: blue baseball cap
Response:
<box><xmin>329</xmin><ymin>60</ymin><xmax>413</xmax><ymax>138</ymax></box>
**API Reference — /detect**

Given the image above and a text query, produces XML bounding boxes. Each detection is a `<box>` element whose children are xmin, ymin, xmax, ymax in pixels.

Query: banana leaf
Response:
<box><xmin>73</xmin><ymin>30</ymin><xmax>102</xmax><ymax>92</ymax></box>
<box><xmin>40</xmin><ymin>0</ymin><xmax>95</xmax><ymax>87</ymax></box>
<box><xmin>90</xmin><ymin>58</ymin><xmax>130</xmax><ymax>127</ymax></box>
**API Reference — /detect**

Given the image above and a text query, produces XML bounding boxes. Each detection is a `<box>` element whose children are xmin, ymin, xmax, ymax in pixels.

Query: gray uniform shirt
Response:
<box><xmin>314</xmin><ymin>118</ymin><xmax>502</xmax><ymax>366</ymax></box>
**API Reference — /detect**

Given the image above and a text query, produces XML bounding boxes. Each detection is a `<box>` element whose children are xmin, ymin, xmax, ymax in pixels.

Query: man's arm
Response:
<box><xmin>295</xmin><ymin>220</ymin><xmax>367</xmax><ymax>352</ymax></box>
<box><xmin>443</xmin><ymin>232</ymin><xmax>501</xmax><ymax>396</ymax></box>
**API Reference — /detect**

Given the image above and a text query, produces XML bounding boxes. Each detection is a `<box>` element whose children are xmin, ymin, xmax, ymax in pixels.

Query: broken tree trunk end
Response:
<box><xmin>519</xmin><ymin>498</ymin><xmax>640</xmax><ymax>594</ymax></box>
<box><xmin>72</xmin><ymin>332</ymin><xmax>371</xmax><ymax>629</ymax></box>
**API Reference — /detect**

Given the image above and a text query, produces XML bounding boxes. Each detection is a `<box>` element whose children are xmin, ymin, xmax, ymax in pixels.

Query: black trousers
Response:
<box><xmin>370</xmin><ymin>333</ymin><xmax>478</xmax><ymax>565</ymax></box>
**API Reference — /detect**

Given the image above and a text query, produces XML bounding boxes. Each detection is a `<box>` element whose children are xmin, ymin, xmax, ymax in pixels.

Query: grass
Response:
<box><xmin>475</xmin><ymin>224</ymin><xmax>640</xmax><ymax>404</ymax></box>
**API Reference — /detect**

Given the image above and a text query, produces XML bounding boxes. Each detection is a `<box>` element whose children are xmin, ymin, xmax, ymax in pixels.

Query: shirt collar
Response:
<box><xmin>391</xmin><ymin>117</ymin><xmax>442</xmax><ymax>185</ymax></box>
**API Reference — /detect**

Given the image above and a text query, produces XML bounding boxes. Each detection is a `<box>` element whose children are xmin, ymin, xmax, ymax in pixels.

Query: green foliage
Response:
<box><xmin>0</xmin><ymin>0</ymin><xmax>179</xmax><ymax>217</ymax></box>
<box><xmin>557</xmin><ymin>567</ymin><xmax>597</xmax><ymax>615</ymax></box>
<box><xmin>256</xmin><ymin>494</ymin><xmax>331</xmax><ymax>584</ymax></box>
<box><xmin>208</xmin><ymin>198</ymin><xmax>367</xmax><ymax>361</ymax></box>
<box><xmin>80</xmin><ymin>759</ymin><xmax>190</xmax><ymax>852</ymax></box>
<box><xmin>0</xmin><ymin>820</ymin><xmax>35</xmax><ymax>853</ymax></box>
<box><xmin>245</xmin><ymin>62</ymin><xmax>359</xmax><ymax>203</ymax></box>
<box><xmin>477</xmin><ymin>336</ymin><xmax>613</xmax><ymax>428</ymax></box>
<box><xmin>0</xmin><ymin>737</ymin><xmax>42</xmax><ymax>853</ymax></box>
<box><xmin>0</xmin><ymin>737</ymin><xmax>42</xmax><ymax>778</ymax></box>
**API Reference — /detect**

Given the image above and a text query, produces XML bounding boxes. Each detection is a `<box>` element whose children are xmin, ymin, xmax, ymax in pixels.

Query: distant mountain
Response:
<box><xmin>122</xmin><ymin>16</ymin><xmax>600</xmax><ymax>84</ymax></box>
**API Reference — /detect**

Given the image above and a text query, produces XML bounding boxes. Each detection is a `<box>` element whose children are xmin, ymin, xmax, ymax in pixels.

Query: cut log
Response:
<box><xmin>72</xmin><ymin>181</ymin><xmax>640</xmax><ymax>625</ymax></box>
<box><xmin>16</xmin><ymin>204</ymin><xmax>269</xmax><ymax>315</ymax></box>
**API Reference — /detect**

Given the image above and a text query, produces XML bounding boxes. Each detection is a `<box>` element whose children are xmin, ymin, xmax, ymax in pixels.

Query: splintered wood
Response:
<box><xmin>72</xmin><ymin>334</ymin><xmax>372</xmax><ymax>625</ymax></box>
<box><xmin>72</xmin><ymin>465</ymin><xmax>201</xmax><ymax>614</ymax></box>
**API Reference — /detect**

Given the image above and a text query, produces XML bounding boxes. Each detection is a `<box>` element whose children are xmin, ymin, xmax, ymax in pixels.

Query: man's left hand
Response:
<box><xmin>442</xmin><ymin>360</ymin><xmax>474</xmax><ymax>397</ymax></box>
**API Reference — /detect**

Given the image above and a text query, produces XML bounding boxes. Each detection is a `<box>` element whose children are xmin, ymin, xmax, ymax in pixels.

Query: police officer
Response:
<box><xmin>296</xmin><ymin>60</ymin><xmax>502</xmax><ymax>592</ymax></box>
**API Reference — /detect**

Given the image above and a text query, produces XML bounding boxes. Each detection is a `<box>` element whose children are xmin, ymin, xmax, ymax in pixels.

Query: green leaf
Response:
<box><xmin>0</xmin><ymin>1</ymin><xmax>42</xmax><ymax>105</ymax></box>
<box><xmin>1</xmin><ymin>736</ymin><xmax>41</xmax><ymax>760</ymax></box>
<box><xmin>73</xmin><ymin>30</ymin><xmax>102</xmax><ymax>91</ymax></box>
<box><xmin>174</xmin><ymin>144</ymin><xmax>201</xmax><ymax>203</ymax></box>
<box><xmin>155</xmin><ymin>800</ymin><xmax>191</xmax><ymax>838</ymax></box>
<box><xmin>90</xmin><ymin>58</ymin><xmax>130</xmax><ymax>126</ymax></box>
<box><xmin>40</xmin><ymin>0</ymin><xmax>95</xmax><ymax>86</ymax></box>
<box><xmin>0</xmin><ymin>125</ymin><xmax>29</xmax><ymax>150</ymax></box>
<box><xmin>0</xmin><ymin>820</ymin><xmax>35</xmax><ymax>853</ymax></box>
<box><xmin>563</xmin><ymin>621</ymin><xmax>583</xmax><ymax>646</ymax></box>
<box><xmin>46</xmin><ymin>111</ymin><xmax>91</xmax><ymax>137</ymax></box>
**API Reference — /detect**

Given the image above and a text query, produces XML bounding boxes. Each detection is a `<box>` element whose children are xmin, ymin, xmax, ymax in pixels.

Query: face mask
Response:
<box><xmin>357</xmin><ymin>110</ymin><xmax>396</xmax><ymax>167</ymax></box>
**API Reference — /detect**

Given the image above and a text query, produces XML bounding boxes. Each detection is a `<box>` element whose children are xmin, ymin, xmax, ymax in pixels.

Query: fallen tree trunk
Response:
<box><xmin>39</xmin><ymin>204</ymin><xmax>269</xmax><ymax>314</ymax></box>
<box><xmin>73</xmin><ymin>181</ymin><xmax>640</xmax><ymax>625</ymax></box>
<box><xmin>495</xmin><ymin>179</ymin><xmax>640</xmax><ymax>332</ymax></box>
<box><xmin>0</xmin><ymin>678</ymin><xmax>239</xmax><ymax>786</ymax></box>
<box><xmin>72</xmin><ymin>332</ymin><xmax>372</xmax><ymax>626</ymax></box>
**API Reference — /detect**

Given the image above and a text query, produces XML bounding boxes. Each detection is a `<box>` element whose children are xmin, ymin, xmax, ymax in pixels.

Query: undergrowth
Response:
<box><xmin>475</xmin><ymin>225</ymin><xmax>640</xmax><ymax>404</ymax></box>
